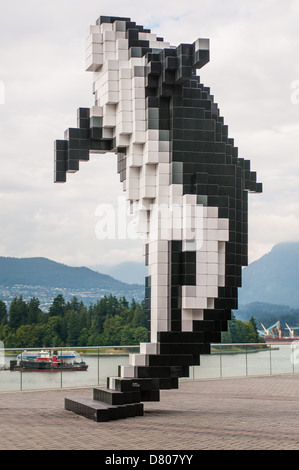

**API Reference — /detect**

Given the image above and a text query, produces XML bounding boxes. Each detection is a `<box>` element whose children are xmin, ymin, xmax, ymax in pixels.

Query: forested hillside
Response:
<box><xmin>0</xmin><ymin>295</ymin><xmax>261</xmax><ymax>348</ymax></box>
<box><xmin>0</xmin><ymin>256</ymin><xmax>140</xmax><ymax>289</ymax></box>
<box><xmin>0</xmin><ymin>295</ymin><xmax>149</xmax><ymax>348</ymax></box>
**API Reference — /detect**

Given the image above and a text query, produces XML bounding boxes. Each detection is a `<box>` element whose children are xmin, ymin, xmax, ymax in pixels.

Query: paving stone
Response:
<box><xmin>1</xmin><ymin>376</ymin><xmax>299</xmax><ymax>450</ymax></box>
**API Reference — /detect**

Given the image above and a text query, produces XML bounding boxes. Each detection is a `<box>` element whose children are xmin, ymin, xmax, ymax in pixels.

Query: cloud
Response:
<box><xmin>0</xmin><ymin>0</ymin><xmax>298</xmax><ymax>267</ymax></box>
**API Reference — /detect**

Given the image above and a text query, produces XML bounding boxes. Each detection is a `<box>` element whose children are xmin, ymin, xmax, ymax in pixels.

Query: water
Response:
<box><xmin>192</xmin><ymin>344</ymin><xmax>299</xmax><ymax>379</ymax></box>
<box><xmin>1</xmin><ymin>344</ymin><xmax>298</xmax><ymax>392</ymax></box>
<box><xmin>0</xmin><ymin>354</ymin><xmax>129</xmax><ymax>392</ymax></box>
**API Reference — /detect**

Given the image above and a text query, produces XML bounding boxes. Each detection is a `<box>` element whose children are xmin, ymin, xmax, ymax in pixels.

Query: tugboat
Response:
<box><xmin>10</xmin><ymin>350</ymin><xmax>88</xmax><ymax>371</ymax></box>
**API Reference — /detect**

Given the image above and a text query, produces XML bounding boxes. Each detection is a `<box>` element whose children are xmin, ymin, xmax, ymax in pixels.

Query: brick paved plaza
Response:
<box><xmin>1</xmin><ymin>375</ymin><xmax>299</xmax><ymax>450</ymax></box>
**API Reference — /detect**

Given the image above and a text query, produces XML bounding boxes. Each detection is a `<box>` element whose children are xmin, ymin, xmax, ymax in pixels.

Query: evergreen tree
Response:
<box><xmin>132</xmin><ymin>326</ymin><xmax>148</xmax><ymax>345</ymax></box>
<box><xmin>243</xmin><ymin>321</ymin><xmax>258</xmax><ymax>343</ymax></box>
<box><xmin>27</xmin><ymin>297</ymin><xmax>42</xmax><ymax>324</ymax></box>
<box><xmin>0</xmin><ymin>301</ymin><xmax>7</xmax><ymax>325</ymax></box>
<box><xmin>43</xmin><ymin>316</ymin><xmax>67</xmax><ymax>347</ymax></box>
<box><xmin>66</xmin><ymin>310</ymin><xmax>82</xmax><ymax>346</ymax></box>
<box><xmin>77</xmin><ymin>327</ymin><xmax>89</xmax><ymax>346</ymax></box>
<box><xmin>66</xmin><ymin>296</ymin><xmax>84</xmax><ymax>313</ymax></box>
<box><xmin>89</xmin><ymin>299</ymin><xmax>107</xmax><ymax>334</ymax></box>
<box><xmin>8</xmin><ymin>296</ymin><xmax>28</xmax><ymax>329</ymax></box>
<box><xmin>101</xmin><ymin>315</ymin><xmax>125</xmax><ymax>345</ymax></box>
<box><xmin>106</xmin><ymin>294</ymin><xmax>120</xmax><ymax>317</ymax></box>
<box><xmin>131</xmin><ymin>302</ymin><xmax>148</xmax><ymax>329</ymax></box>
<box><xmin>226</xmin><ymin>313</ymin><xmax>259</xmax><ymax>343</ymax></box>
<box><xmin>0</xmin><ymin>294</ymin><xmax>263</xmax><ymax>348</ymax></box>
<box><xmin>249</xmin><ymin>316</ymin><xmax>260</xmax><ymax>342</ymax></box>
<box><xmin>48</xmin><ymin>294</ymin><xmax>66</xmax><ymax>317</ymax></box>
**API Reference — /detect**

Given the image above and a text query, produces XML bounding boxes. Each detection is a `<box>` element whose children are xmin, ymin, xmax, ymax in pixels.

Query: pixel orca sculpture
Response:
<box><xmin>55</xmin><ymin>16</ymin><xmax>262</xmax><ymax>421</ymax></box>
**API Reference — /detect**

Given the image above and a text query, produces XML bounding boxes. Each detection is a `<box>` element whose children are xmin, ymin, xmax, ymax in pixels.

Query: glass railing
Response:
<box><xmin>1</xmin><ymin>342</ymin><xmax>299</xmax><ymax>392</ymax></box>
<box><xmin>189</xmin><ymin>342</ymin><xmax>299</xmax><ymax>379</ymax></box>
<box><xmin>0</xmin><ymin>345</ymin><xmax>139</xmax><ymax>392</ymax></box>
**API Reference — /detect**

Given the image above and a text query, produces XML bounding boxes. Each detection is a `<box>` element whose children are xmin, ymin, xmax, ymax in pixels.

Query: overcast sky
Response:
<box><xmin>0</xmin><ymin>0</ymin><xmax>298</xmax><ymax>270</ymax></box>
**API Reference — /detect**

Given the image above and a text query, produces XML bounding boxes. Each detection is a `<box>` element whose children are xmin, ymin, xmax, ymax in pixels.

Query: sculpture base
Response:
<box><xmin>65</xmin><ymin>396</ymin><xmax>144</xmax><ymax>422</ymax></box>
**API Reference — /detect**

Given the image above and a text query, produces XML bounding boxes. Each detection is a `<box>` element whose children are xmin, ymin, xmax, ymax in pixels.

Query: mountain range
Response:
<box><xmin>88</xmin><ymin>262</ymin><xmax>148</xmax><ymax>285</ymax></box>
<box><xmin>0</xmin><ymin>241</ymin><xmax>298</xmax><ymax>313</ymax></box>
<box><xmin>0</xmin><ymin>256</ymin><xmax>145</xmax><ymax>309</ymax></box>
<box><xmin>239</xmin><ymin>242</ymin><xmax>299</xmax><ymax>308</ymax></box>
<box><xmin>0</xmin><ymin>256</ymin><xmax>143</xmax><ymax>290</ymax></box>
<box><xmin>91</xmin><ymin>242</ymin><xmax>299</xmax><ymax>309</ymax></box>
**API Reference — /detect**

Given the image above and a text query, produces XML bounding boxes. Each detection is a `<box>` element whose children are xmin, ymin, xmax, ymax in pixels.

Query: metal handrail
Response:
<box><xmin>1</xmin><ymin>342</ymin><xmax>298</xmax><ymax>392</ymax></box>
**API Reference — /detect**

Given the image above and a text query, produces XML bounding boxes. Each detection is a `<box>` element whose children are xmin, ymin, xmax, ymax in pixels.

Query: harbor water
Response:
<box><xmin>0</xmin><ymin>353</ymin><xmax>130</xmax><ymax>392</ymax></box>
<box><xmin>1</xmin><ymin>343</ymin><xmax>299</xmax><ymax>392</ymax></box>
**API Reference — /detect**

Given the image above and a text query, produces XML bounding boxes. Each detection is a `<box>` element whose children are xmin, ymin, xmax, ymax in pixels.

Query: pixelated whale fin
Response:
<box><xmin>238</xmin><ymin>158</ymin><xmax>263</xmax><ymax>194</ymax></box>
<box><xmin>54</xmin><ymin>107</ymin><xmax>114</xmax><ymax>183</ymax></box>
<box><xmin>193</xmin><ymin>38</ymin><xmax>210</xmax><ymax>69</ymax></box>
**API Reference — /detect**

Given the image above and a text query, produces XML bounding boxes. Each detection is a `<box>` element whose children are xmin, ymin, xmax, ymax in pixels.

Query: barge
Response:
<box><xmin>10</xmin><ymin>350</ymin><xmax>88</xmax><ymax>371</ymax></box>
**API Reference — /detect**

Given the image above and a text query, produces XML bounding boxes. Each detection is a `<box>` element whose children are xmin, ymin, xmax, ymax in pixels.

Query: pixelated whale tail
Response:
<box><xmin>65</xmin><ymin>326</ymin><xmax>224</xmax><ymax>421</ymax></box>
